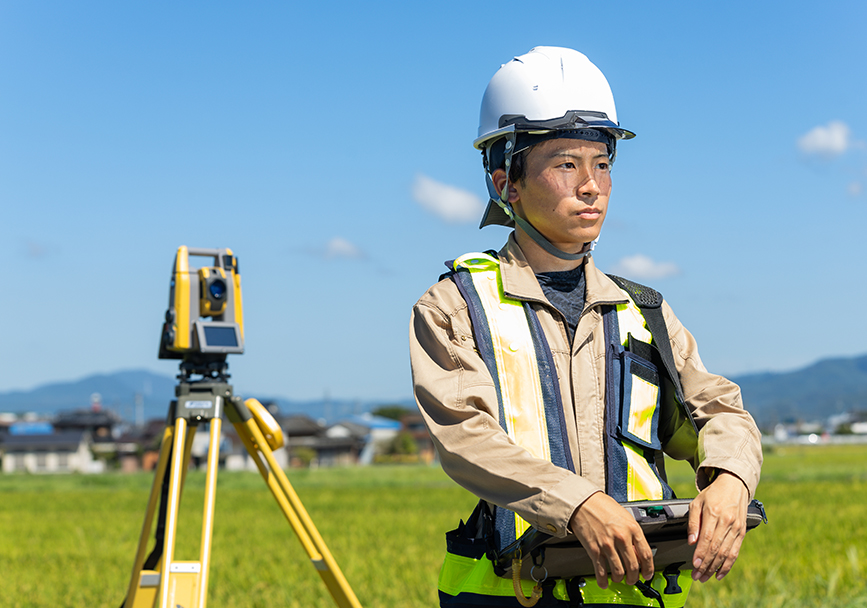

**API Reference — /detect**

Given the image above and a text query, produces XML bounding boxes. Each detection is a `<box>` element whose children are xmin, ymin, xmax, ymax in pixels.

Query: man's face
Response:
<box><xmin>511</xmin><ymin>138</ymin><xmax>611</xmax><ymax>253</ymax></box>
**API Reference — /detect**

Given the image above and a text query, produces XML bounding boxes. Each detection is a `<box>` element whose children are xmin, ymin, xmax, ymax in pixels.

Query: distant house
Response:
<box><xmin>0</xmin><ymin>430</ymin><xmax>100</xmax><ymax>473</ymax></box>
<box><xmin>53</xmin><ymin>407</ymin><xmax>124</xmax><ymax>464</ymax></box>
<box><xmin>221</xmin><ymin>413</ymin><xmax>368</xmax><ymax>469</ymax></box>
<box><xmin>221</xmin><ymin>414</ymin><xmax>303</xmax><ymax>471</ymax></box>
<box><xmin>113</xmin><ymin>419</ymin><xmax>167</xmax><ymax>473</ymax></box>
<box><xmin>331</xmin><ymin>414</ymin><xmax>401</xmax><ymax>465</ymax></box>
<box><xmin>0</xmin><ymin>412</ymin><xmax>17</xmax><ymax>436</ymax></box>
<box><xmin>278</xmin><ymin>414</ymin><xmax>364</xmax><ymax>468</ymax></box>
<box><xmin>53</xmin><ymin>408</ymin><xmax>121</xmax><ymax>437</ymax></box>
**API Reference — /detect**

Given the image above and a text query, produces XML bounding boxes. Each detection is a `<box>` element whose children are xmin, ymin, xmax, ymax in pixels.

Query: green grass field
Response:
<box><xmin>1</xmin><ymin>443</ymin><xmax>866</xmax><ymax>607</ymax></box>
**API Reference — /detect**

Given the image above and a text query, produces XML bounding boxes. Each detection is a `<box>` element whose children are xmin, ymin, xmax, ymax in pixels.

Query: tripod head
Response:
<box><xmin>158</xmin><ymin>246</ymin><xmax>244</xmax><ymax>381</ymax></box>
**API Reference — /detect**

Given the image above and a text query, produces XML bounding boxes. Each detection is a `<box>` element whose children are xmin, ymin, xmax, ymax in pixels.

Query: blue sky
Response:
<box><xmin>1</xmin><ymin>1</ymin><xmax>865</xmax><ymax>404</ymax></box>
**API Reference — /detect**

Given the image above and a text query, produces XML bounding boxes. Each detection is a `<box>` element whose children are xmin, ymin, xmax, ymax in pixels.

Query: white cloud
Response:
<box><xmin>609</xmin><ymin>254</ymin><xmax>680</xmax><ymax>281</ymax></box>
<box><xmin>324</xmin><ymin>237</ymin><xmax>365</xmax><ymax>260</ymax></box>
<box><xmin>412</xmin><ymin>174</ymin><xmax>484</xmax><ymax>223</ymax></box>
<box><xmin>295</xmin><ymin>237</ymin><xmax>368</xmax><ymax>261</ymax></box>
<box><xmin>797</xmin><ymin>120</ymin><xmax>856</xmax><ymax>157</ymax></box>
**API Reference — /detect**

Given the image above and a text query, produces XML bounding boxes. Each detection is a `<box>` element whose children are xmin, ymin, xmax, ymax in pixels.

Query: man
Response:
<box><xmin>410</xmin><ymin>47</ymin><xmax>762</xmax><ymax>607</ymax></box>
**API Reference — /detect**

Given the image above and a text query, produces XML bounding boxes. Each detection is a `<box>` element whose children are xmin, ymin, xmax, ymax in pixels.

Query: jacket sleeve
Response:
<box><xmin>409</xmin><ymin>284</ymin><xmax>600</xmax><ymax>538</ymax></box>
<box><xmin>661</xmin><ymin>300</ymin><xmax>763</xmax><ymax>499</ymax></box>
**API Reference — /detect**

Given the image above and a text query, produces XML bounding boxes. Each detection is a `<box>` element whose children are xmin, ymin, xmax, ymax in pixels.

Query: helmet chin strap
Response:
<box><xmin>485</xmin><ymin>133</ymin><xmax>596</xmax><ymax>262</ymax></box>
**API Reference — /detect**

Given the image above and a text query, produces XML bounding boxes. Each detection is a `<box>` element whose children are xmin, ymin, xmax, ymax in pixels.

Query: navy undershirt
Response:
<box><xmin>536</xmin><ymin>264</ymin><xmax>586</xmax><ymax>342</ymax></box>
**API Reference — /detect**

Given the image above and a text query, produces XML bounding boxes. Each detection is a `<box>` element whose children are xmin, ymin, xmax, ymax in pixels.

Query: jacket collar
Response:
<box><xmin>497</xmin><ymin>233</ymin><xmax>629</xmax><ymax>310</ymax></box>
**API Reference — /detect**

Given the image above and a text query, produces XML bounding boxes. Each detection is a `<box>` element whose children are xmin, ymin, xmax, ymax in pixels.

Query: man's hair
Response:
<box><xmin>483</xmin><ymin>138</ymin><xmax>529</xmax><ymax>184</ymax></box>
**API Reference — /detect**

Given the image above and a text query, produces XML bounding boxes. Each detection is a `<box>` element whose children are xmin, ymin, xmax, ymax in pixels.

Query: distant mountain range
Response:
<box><xmin>0</xmin><ymin>370</ymin><xmax>413</xmax><ymax>425</ymax></box>
<box><xmin>733</xmin><ymin>353</ymin><xmax>867</xmax><ymax>426</ymax></box>
<box><xmin>1</xmin><ymin>354</ymin><xmax>866</xmax><ymax>428</ymax></box>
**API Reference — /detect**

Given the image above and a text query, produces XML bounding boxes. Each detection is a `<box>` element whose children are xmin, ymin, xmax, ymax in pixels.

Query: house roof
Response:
<box><xmin>53</xmin><ymin>409</ymin><xmax>120</xmax><ymax>428</ymax></box>
<box><xmin>328</xmin><ymin>421</ymin><xmax>370</xmax><ymax>438</ymax></box>
<box><xmin>0</xmin><ymin>430</ymin><xmax>86</xmax><ymax>451</ymax></box>
<box><xmin>279</xmin><ymin>415</ymin><xmax>325</xmax><ymax>436</ymax></box>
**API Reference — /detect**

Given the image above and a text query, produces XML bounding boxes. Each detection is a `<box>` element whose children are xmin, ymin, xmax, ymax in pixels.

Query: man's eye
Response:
<box><xmin>596</xmin><ymin>162</ymin><xmax>610</xmax><ymax>171</ymax></box>
<box><xmin>560</xmin><ymin>162</ymin><xmax>576</xmax><ymax>169</ymax></box>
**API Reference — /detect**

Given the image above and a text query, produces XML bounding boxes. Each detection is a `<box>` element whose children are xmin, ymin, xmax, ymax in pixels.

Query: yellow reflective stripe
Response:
<box><xmin>453</xmin><ymin>254</ymin><xmax>550</xmax><ymax>464</ymax></box>
<box><xmin>438</xmin><ymin>552</ymin><xmax>537</xmax><ymax>598</ymax></box>
<box><xmin>624</xmin><ymin>443</ymin><xmax>664</xmax><ymax>501</ymax></box>
<box><xmin>454</xmin><ymin>253</ymin><xmax>550</xmax><ymax>541</ymax></box>
<box><xmin>578</xmin><ymin>572</ymin><xmax>692</xmax><ymax>606</ymax></box>
<box><xmin>616</xmin><ymin>287</ymin><xmax>662</xmax><ymax>501</ymax></box>
<box><xmin>439</xmin><ymin>553</ymin><xmax>691</xmax><ymax>606</ymax></box>
<box><xmin>627</xmin><ymin>376</ymin><xmax>659</xmax><ymax>444</ymax></box>
<box><xmin>514</xmin><ymin>512</ymin><xmax>531</xmax><ymax>538</ymax></box>
<box><xmin>615</xmin><ymin>296</ymin><xmax>652</xmax><ymax>346</ymax></box>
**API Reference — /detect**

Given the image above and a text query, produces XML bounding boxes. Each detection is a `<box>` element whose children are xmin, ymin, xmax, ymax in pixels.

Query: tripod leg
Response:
<box><xmin>123</xmin><ymin>425</ymin><xmax>174</xmax><ymax>608</ymax></box>
<box><xmin>124</xmin><ymin>416</ymin><xmax>200</xmax><ymax>608</ymax></box>
<box><xmin>231</xmin><ymin>409</ymin><xmax>363</xmax><ymax>608</ymax></box>
<box><xmin>157</xmin><ymin>416</ymin><xmax>191</xmax><ymax>608</ymax></box>
<box><xmin>196</xmin><ymin>417</ymin><xmax>222</xmax><ymax>608</ymax></box>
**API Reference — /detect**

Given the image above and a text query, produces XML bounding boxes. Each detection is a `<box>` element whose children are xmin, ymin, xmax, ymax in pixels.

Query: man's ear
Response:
<box><xmin>491</xmin><ymin>169</ymin><xmax>520</xmax><ymax>203</ymax></box>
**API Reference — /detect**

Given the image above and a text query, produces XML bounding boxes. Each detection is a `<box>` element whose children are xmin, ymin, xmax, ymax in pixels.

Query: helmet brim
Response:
<box><xmin>474</xmin><ymin>110</ymin><xmax>635</xmax><ymax>150</ymax></box>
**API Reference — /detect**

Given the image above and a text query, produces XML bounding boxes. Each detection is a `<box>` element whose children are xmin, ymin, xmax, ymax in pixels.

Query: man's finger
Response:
<box><xmin>635</xmin><ymin>536</ymin><xmax>655</xmax><ymax>582</ymax></box>
<box><xmin>715</xmin><ymin>533</ymin><xmax>744</xmax><ymax>580</ymax></box>
<box><xmin>692</xmin><ymin>511</ymin><xmax>718</xmax><ymax>578</ymax></box>
<box><xmin>603</xmin><ymin>543</ymin><xmax>626</xmax><ymax>584</ymax></box>
<box><xmin>614</xmin><ymin>536</ymin><xmax>640</xmax><ymax>585</ymax></box>
<box><xmin>595</xmin><ymin>560</ymin><xmax>609</xmax><ymax>589</ymax></box>
<box><xmin>687</xmin><ymin>499</ymin><xmax>702</xmax><ymax>546</ymax></box>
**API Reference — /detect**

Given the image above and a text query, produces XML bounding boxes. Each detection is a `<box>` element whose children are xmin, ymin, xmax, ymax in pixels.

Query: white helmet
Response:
<box><xmin>476</xmin><ymin>47</ymin><xmax>634</xmax><ymax>261</ymax></box>
<box><xmin>475</xmin><ymin>46</ymin><xmax>634</xmax><ymax>151</ymax></box>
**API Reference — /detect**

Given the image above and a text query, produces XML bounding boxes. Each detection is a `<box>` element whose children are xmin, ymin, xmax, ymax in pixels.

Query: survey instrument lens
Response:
<box><xmin>209</xmin><ymin>280</ymin><xmax>226</xmax><ymax>300</ymax></box>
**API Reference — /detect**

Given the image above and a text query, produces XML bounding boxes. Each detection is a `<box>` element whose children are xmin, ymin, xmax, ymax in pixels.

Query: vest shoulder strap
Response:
<box><xmin>607</xmin><ymin>274</ymin><xmax>664</xmax><ymax>308</ymax></box>
<box><xmin>606</xmin><ymin>274</ymin><xmax>688</xmax><ymax>410</ymax></box>
<box><xmin>441</xmin><ymin>249</ymin><xmax>499</xmax><ymax>282</ymax></box>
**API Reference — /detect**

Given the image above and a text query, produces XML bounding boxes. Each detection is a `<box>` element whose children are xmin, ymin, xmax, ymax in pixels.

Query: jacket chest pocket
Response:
<box><xmin>617</xmin><ymin>337</ymin><xmax>662</xmax><ymax>451</ymax></box>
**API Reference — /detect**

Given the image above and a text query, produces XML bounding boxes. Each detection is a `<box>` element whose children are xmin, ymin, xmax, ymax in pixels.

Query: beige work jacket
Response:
<box><xmin>409</xmin><ymin>235</ymin><xmax>762</xmax><ymax>539</ymax></box>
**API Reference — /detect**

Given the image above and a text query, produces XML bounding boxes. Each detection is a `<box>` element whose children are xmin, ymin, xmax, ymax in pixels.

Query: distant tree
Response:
<box><xmin>292</xmin><ymin>447</ymin><xmax>317</xmax><ymax>468</ymax></box>
<box><xmin>386</xmin><ymin>431</ymin><xmax>419</xmax><ymax>456</ymax></box>
<box><xmin>372</xmin><ymin>405</ymin><xmax>413</xmax><ymax>422</ymax></box>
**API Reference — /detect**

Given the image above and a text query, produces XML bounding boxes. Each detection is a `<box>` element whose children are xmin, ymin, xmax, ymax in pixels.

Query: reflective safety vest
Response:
<box><xmin>439</xmin><ymin>252</ymin><xmax>695</xmax><ymax>607</ymax></box>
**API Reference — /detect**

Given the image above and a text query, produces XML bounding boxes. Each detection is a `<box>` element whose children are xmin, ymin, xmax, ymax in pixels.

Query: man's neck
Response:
<box><xmin>515</xmin><ymin>229</ymin><xmax>588</xmax><ymax>273</ymax></box>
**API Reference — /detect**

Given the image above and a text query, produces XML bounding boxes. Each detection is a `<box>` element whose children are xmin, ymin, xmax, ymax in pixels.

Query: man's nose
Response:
<box><xmin>577</xmin><ymin>171</ymin><xmax>601</xmax><ymax>197</ymax></box>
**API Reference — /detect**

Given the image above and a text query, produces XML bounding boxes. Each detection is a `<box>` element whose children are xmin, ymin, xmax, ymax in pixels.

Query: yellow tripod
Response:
<box><xmin>121</xmin><ymin>374</ymin><xmax>362</xmax><ymax>608</ymax></box>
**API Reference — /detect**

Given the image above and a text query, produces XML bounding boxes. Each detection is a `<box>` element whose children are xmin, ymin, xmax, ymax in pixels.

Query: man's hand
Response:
<box><xmin>569</xmin><ymin>491</ymin><xmax>655</xmax><ymax>589</ymax></box>
<box><xmin>687</xmin><ymin>471</ymin><xmax>749</xmax><ymax>583</ymax></box>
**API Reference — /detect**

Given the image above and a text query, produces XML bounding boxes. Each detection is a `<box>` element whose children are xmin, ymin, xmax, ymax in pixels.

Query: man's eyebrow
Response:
<box><xmin>545</xmin><ymin>150</ymin><xmax>609</xmax><ymax>161</ymax></box>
